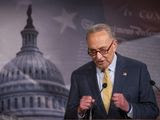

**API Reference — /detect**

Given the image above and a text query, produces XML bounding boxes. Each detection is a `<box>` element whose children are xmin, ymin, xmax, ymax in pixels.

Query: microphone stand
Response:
<box><xmin>89</xmin><ymin>105</ymin><xmax>93</xmax><ymax>120</ymax></box>
<box><xmin>89</xmin><ymin>83</ymin><xmax>107</xmax><ymax>120</ymax></box>
<box><xmin>154</xmin><ymin>86</ymin><xmax>160</xmax><ymax>92</ymax></box>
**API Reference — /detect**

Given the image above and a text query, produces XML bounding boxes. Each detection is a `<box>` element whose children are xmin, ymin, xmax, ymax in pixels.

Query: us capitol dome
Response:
<box><xmin>0</xmin><ymin>5</ymin><xmax>69</xmax><ymax>120</ymax></box>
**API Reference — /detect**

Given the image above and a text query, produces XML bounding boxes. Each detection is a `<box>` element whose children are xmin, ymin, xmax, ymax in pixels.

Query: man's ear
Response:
<box><xmin>113</xmin><ymin>40</ymin><xmax>118</xmax><ymax>52</ymax></box>
<box><xmin>114</xmin><ymin>40</ymin><xmax>118</xmax><ymax>45</ymax></box>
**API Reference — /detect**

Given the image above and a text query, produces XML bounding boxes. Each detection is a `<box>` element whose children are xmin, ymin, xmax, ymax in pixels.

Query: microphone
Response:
<box><xmin>102</xmin><ymin>83</ymin><xmax>107</xmax><ymax>89</ymax></box>
<box><xmin>89</xmin><ymin>83</ymin><xmax>107</xmax><ymax>120</ymax></box>
<box><xmin>150</xmin><ymin>80</ymin><xmax>155</xmax><ymax>86</ymax></box>
<box><xmin>150</xmin><ymin>80</ymin><xmax>160</xmax><ymax>92</ymax></box>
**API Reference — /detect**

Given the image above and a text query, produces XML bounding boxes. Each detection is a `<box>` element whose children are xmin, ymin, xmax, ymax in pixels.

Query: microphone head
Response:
<box><xmin>102</xmin><ymin>83</ymin><xmax>107</xmax><ymax>88</ymax></box>
<box><xmin>150</xmin><ymin>80</ymin><xmax>155</xmax><ymax>86</ymax></box>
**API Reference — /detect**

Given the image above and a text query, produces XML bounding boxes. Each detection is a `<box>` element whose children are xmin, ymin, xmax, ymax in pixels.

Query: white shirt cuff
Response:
<box><xmin>127</xmin><ymin>104</ymin><xmax>133</xmax><ymax>118</ymax></box>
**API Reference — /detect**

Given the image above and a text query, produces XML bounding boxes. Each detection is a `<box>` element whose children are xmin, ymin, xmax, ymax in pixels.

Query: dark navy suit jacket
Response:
<box><xmin>64</xmin><ymin>54</ymin><xmax>159</xmax><ymax>119</ymax></box>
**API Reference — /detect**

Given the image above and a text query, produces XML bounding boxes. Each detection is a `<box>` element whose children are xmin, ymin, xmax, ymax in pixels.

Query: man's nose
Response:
<box><xmin>96</xmin><ymin>52</ymin><xmax>103</xmax><ymax>59</ymax></box>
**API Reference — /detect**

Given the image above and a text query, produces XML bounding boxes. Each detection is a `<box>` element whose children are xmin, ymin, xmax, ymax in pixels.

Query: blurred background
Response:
<box><xmin>0</xmin><ymin>0</ymin><xmax>159</xmax><ymax>119</ymax></box>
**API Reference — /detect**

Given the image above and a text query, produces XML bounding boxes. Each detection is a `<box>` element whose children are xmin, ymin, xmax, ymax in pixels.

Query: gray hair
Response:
<box><xmin>86</xmin><ymin>23</ymin><xmax>115</xmax><ymax>40</ymax></box>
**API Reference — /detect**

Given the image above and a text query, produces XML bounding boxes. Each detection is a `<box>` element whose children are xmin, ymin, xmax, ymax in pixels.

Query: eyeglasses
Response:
<box><xmin>88</xmin><ymin>40</ymin><xmax>114</xmax><ymax>57</ymax></box>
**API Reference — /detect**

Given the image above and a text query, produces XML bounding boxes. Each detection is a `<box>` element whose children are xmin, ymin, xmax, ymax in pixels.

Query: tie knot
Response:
<box><xmin>105</xmin><ymin>68</ymin><xmax>110</xmax><ymax>74</ymax></box>
<box><xmin>101</xmin><ymin>68</ymin><xmax>110</xmax><ymax>73</ymax></box>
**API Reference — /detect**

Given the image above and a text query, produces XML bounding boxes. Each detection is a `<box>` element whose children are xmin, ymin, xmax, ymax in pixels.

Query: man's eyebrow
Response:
<box><xmin>99</xmin><ymin>46</ymin><xmax>107</xmax><ymax>49</ymax></box>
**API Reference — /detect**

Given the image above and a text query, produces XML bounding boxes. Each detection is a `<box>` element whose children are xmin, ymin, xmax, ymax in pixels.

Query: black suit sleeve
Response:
<box><xmin>132</xmin><ymin>64</ymin><xmax>159</xmax><ymax>119</ymax></box>
<box><xmin>64</xmin><ymin>71</ymin><xmax>81</xmax><ymax>119</ymax></box>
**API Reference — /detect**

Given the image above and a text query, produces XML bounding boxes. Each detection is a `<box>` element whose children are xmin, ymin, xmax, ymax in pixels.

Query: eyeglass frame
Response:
<box><xmin>88</xmin><ymin>40</ymin><xmax>114</xmax><ymax>57</ymax></box>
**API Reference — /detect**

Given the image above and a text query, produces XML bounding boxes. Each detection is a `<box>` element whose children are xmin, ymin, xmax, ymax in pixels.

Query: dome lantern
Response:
<box><xmin>17</xmin><ymin>4</ymin><xmax>41</xmax><ymax>56</ymax></box>
<box><xmin>0</xmin><ymin>5</ymin><xmax>68</xmax><ymax>120</ymax></box>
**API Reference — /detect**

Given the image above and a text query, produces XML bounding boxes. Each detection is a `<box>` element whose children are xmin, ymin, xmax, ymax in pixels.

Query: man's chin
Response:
<box><xmin>96</xmin><ymin>63</ymin><xmax>108</xmax><ymax>70</ymax></box>
<box><xmin>97</xmin><ymin>64</ymin><xmax>106</xmax><ymax>70</ymax></box>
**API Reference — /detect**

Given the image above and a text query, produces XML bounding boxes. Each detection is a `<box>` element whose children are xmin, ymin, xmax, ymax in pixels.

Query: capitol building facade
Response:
<box><xmin>0</xmin><ymin>5</ymin><xmax>69</xmax><ymax>120</ymax></box>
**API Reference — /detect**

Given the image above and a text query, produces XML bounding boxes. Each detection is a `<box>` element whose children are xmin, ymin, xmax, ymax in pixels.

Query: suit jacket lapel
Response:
<box><xmin>113</xmin><ymin>54</ymin><xmax>127</xmax><ymax>94</ymax></box>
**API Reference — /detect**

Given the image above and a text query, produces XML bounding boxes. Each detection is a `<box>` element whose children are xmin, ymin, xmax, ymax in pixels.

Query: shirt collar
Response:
<box><xmin>108</xmin><ymin>53</ymin><xmax>117</xmax><ymax>72</ymax></box>
<box><xmin>96</xmin><ymin>54</ymin><xmax>117</xmax><ymax>73</ymax></box>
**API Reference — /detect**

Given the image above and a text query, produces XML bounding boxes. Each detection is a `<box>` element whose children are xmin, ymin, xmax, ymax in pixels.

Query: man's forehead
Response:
<box><xmin>88</xmin><ymin>40</ymin><xmax>110</xmax><ymax>49</ymax></box>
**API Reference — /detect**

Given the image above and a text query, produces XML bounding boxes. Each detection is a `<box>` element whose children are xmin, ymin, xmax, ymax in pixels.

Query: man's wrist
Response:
<box><xmin>77</xmin><ymin>107</ymin><xmax>86</xmax><ymax>118</ymax></box>
<box><xmin>126</xmin><ymin>103</ymin><xmax>133</xmax><ymax>118</ymax></box>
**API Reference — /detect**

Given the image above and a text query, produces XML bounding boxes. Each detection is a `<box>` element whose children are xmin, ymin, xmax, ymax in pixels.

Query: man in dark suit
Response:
<box><xmin>64</xmin><ymin>23</ymin><xmax>159</xmax><ymax>119</ymax></box>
